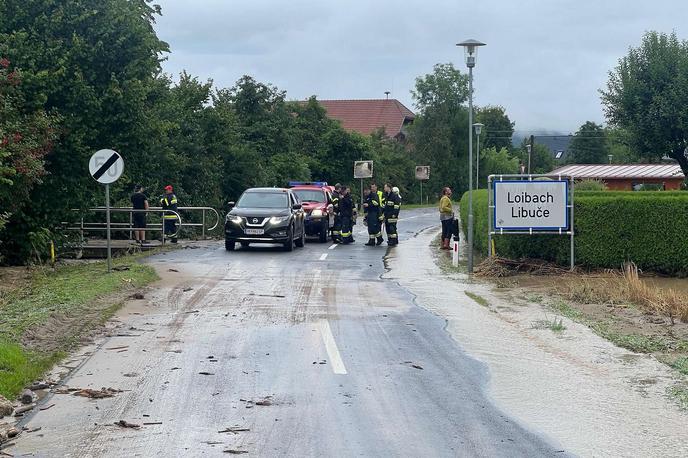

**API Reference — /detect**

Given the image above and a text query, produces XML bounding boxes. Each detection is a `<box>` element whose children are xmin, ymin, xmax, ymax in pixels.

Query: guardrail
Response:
<box><xmin>62</xmin><ymin>206</ymin><xmax>221</xmax><ymax>244</ymax></box>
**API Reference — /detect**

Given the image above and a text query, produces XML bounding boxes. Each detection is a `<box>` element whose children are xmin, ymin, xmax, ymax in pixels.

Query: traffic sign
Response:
<box><xmin>353</xmin><ymin>161</ymin><xmax>373</xmax><ymax>179</ymax></box>
<box><xmin>89</xmin><ymin>149</ymin><xmax>124</xmax><ymax>184</ymax></box>
<box><xmin>493</xmin><ymin>180</ymin><xmax>568</xmax><ymax>230</ymax></box>
<box><xmin>415</xmin><ymin>166</ymin><xmax>430</xmax><ymax>180</ymax></box>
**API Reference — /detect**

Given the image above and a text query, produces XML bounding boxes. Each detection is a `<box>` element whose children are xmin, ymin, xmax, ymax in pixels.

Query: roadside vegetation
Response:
<box><xmin>0</xmin><ymin>256</ymin><xmax>157</xmax><ymax>398</ymax></box>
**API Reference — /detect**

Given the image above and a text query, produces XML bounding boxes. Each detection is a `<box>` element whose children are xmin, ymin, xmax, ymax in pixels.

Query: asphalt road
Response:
<box><xmin>13</xmin><ymin>208</ymin><xmax>567</xmax><ymax>457</ymax></box>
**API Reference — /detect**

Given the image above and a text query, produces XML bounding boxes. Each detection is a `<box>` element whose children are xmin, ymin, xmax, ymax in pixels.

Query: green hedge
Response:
<box><xmin>460</xmin><ymin>190</ymin><xmax>688</xmax><ymax>275</ymax></box>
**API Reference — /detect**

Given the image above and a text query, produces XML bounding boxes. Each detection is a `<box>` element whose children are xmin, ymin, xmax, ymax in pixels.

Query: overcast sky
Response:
<box><xmin>153</xmin><ymin>0</ymin><xmax>688</xmax><ymax>133</ymax></box>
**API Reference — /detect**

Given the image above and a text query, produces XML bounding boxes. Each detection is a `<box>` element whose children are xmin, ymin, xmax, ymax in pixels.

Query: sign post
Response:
<box><xmin>354</xmin><ymin>160</ymin><xmax>374</xmax><ymax>210</ymax></box>
<box><xmin>488</xmin><ymin>174</ymin><xmax>574</xmax><ymax>270</ymax></box>
<box><xmin>89</xmin><ymin>149</ymin><xmax>124</xmax><ymax>273</ymax></box>
<box><xmin>415</xmin><ymin>166</ymin><xmax>430</xmax><ymax>205</ymax></box>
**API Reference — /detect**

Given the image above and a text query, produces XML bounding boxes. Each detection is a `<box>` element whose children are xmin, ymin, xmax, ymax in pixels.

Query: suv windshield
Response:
<box><xmin>293</xmin><ymin>189</ymin><xmax>326</xmax><ymax>203</ymax></box>
<box><xmin>237</xmin><ymin>192</ymin><xmax>288</xmax><ymax>208</ymax></box>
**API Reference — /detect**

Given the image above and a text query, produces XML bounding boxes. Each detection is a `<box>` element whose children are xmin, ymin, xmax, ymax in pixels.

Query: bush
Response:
<box><xmin>461</xmin><ymin>189</ymin><xmax>688</xmax><ymax>275</ymax></box>
<box><xmin>575</xmin><ymin>179</ymin><xmax>607</xmax><ymax>191</ymax></box>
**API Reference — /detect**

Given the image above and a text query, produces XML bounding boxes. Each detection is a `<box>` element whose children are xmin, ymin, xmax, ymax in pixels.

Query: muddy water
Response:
<box><xmin>385</xmin><ymin>228</ymin><xmax>688</xmax><ymax>458</ymax></box>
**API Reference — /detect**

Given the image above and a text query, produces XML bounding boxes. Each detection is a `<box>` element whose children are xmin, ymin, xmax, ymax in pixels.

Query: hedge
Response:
<box><xmin>460</xmin><ymin>190</ymin><xmax>688</xmax><ymax>275</ymax></box>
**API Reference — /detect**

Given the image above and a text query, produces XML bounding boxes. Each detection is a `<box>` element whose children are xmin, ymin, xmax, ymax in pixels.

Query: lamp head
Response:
<box><xmin>457</xmin><ymin>39</ymin><xmax>486</xmax><ymax>68</ymax></box>
<box><xmin>473</xmin><ymin>123</ymin><xmax>484</xmax><ymax>136</ymax></box>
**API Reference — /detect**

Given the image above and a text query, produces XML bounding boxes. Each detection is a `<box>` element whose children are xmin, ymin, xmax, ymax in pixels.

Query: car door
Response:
<box><xmin>290</xmin><ymin>192</ymin><xmax>305</xmax><ymax>236</ymax></box>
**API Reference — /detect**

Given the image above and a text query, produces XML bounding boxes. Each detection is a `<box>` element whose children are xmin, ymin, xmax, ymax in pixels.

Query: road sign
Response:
<box><xmin>493</xmin><ymin>180</ymin><xmax>568</xmax><ymax>230</ymax></box>
<box><xmin>353</xmin><ymin>161</ymin><xmax>373</xmax><ymax>179</ymax></box>
<box><xmin>89</xmin><ymin>149</ymin><xmax>124</xmax><ymax>273</ymax></box>
<box><xmin>415</xmin><ymin>166</ymin><xmax>430</xmax><ymax>180</ymax></box>
<box><xmin>89</xmin><ymin>149</ymin><xmax>124</xmax><ymax>184</ymax></box>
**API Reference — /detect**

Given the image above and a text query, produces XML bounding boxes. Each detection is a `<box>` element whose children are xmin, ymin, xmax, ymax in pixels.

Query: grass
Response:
<box><xmin>531</xmin><ymin>317</ymin><xmax>566</xmax><ymax>332</ymax></box>
<box><xmin>669</xmin><ymin>357</ymin><xmax>688</xmax><ymax>376</ymax></box>
<box><xmin>0</xmin><ymin>255</ymin><xmax>158</xmax><ymax>399</ymax></box>
<box><xmin>465</xmin><ymin>291</ymin><xmax>489</xmax><ymax>308</ymax></box>
<box><xmin>668</xmin><ymin>385</ymin><xmax>688</xmax><ymax>410</ymax></box>
<box><xmin>549</xmin><ymin>299</ymin><xmax>584</xmax><ymax>321</ymax></box>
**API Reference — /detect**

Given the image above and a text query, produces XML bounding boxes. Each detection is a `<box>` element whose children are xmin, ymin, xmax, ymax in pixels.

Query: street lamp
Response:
<box><xmin>457</xmin><ymin>39</ymin><xmax>486</xmax><ymax>274</ymax></box>
<box><xmin>526</xmin><ymin>143</ymin><xmax>532</xmax><ymax>174</ymax></box>
<box><xmin>473</xmin><ymin>123</ymin><xmax>484</xmax><ymax>189</ymax></box>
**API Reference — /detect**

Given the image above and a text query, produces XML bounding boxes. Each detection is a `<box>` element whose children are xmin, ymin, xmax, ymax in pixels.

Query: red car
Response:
<box><xmin>288</xmin><ymin>182</ymin><xmax>335</xmax><ymax>242</ymax></box>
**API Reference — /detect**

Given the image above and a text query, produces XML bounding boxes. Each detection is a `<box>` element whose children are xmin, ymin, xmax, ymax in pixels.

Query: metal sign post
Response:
<box><xmin>415</xmin><ymin>166</ymin><xmax>430</xmax><ymax>205</ymax></box>
<box><xmin>488</xmin><ymin>174</ymin><xmax>575</xmax><ymax>270</ymax></box>
<box><xmin>89</xmin><ymin>149</ymin><xmax>124</xmax><ymax>273</ymax></box>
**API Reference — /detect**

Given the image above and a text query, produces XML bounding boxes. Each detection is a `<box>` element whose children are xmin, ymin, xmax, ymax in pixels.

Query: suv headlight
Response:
<box><xmin>311</xmin><ymin>209</ymin><xmax>323</xmax><ymax>217</ymax></box>
<box><xmin>269</xmin><ymin>215</ymin><xmax>290</xmax><ymax>225</ymax></box>
<box><xmin>227</xmin><ymin>215</ymin><xmax>242</xmax><ymax>224</ymax></box>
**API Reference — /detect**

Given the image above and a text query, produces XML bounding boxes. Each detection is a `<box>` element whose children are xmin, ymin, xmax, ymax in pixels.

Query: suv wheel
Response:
<box><xmin>283</xmin><ymin>226</ymin><xmax>294</xmax><ymax>252</ymax></box>
<box><xmin>225</xmin><ymin>240</ymin><xmax>235</xmax><ymax>251</ymax></box>
<box><xmin>318</xmin><ymin>222</ymin><xmax>328</xmax><ymax>243</ymax></box>
<box><xmin>295</xmin><ymin>227</ymin><xmax>305</xmax><ymax>248</ymax></box>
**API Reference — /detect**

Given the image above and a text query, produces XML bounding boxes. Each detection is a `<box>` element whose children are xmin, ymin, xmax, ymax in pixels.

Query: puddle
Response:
<box><xmin>385</xmin><ymin>226</ymin><xmax>688</xmax><ymax>458</ymax></box>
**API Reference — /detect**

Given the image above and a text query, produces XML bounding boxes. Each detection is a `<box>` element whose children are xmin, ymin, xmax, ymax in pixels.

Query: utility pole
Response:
<box><xmin>528</xmin><ymin>135</ymin><xmax>535</xmax><ymax>174</ymax></box>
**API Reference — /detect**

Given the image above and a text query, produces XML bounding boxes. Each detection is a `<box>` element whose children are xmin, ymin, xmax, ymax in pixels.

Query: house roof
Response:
<box><xmin>316</xmin><ymin>99</ymin><xmax>415</xmax><ymax>137</ymax></box>
<box><xmin>550</xmin><ymin>164</ymin><xmax>685</xmax><ymax>179</ymax></box>
<box><xmin>536</xmin><ymin>136</ymin><xmax>573</xmax><ymax>161</ymax></box>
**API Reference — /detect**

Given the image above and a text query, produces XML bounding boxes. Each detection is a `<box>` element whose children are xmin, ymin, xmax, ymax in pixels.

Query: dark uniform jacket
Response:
<box><xmin>331</xmin><ymin>191</ymin><xmax>341</xmax><ymax>214</ymax></box>
<box><xmin>339</xmin><ymin>194</ymin><xmax>353</xmax><ymax>217</ymax></box>
<box><xmin>384</xmin><ymin>192</ymin><xmax>401</xmax><ymax>219</ymax></box>
<box><xmin>364</xmin><ymin>191</ymin><xmax>382</xmax><ymax>222</ymax></box>
<box><xmin>161</xmin><ymin>193</ymin><xmax>178</xmax><ymax>219</ymax></box>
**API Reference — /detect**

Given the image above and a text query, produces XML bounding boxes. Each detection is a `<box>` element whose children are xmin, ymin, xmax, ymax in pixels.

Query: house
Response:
<box><xmin>549</xmin><ymin>164</ymin><xmax>685</xmax><ymax>190</ymax></box>
<box><xmin>316</xmin><ymin>99</ymin><xmax>415</xmax><ymax>141</ymax></box>
<box><xmin>536</xmin><ymin>135</ymin><xmax>573</xmax><ymax>162</ymax></box>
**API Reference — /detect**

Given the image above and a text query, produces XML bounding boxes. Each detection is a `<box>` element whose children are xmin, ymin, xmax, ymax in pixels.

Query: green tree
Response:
<box><xmin>480</xmin><ymin>147</ymin><xmax>519</xmax><ymax>179</ymax></box>
<box><xmin>601</xmin><ymin>31</ymin><xmax>688</xmax><ymax>174</ymax></box>
<box><xmin>512</xmin><ymin>140</ymin><xmax>555</xmax><ymax>174</ymax></box>
<box><xmin>568</xmin><ymin>121</ymin><xmax>609</xmax><ymax>164</ymax></box>
<box><xmin>410</xmin><ymin>63</ymin><xmax>470</xmax><ymax>196</ymax></box>
<box><xmin>476</xmin><ymin>105</ymin><xmax>515</xmax><ymax>151</ymax></box>
<box><xmin>606</xmin><ymin>127</ymin><xmax>639</xmax><ymax>163</ymax></box>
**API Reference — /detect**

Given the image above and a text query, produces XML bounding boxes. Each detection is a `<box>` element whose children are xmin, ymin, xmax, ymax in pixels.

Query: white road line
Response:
<box><xmin>320</xmin><ymin>320</ymin><xmax>347</xmax><ymax>375</ymax></box>
<box><xmin>328</xmin><ymin>243</ymin><xmax>338</xmax><ymax>250</ymax></box>
<box><xmin>319</xmin><ymin>253</ymin><xmax>328</xmax><ymax>261</ymax></box>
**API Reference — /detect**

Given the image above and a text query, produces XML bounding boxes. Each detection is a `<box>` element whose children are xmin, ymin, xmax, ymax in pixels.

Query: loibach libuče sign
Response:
<box><xmin>494</xmin><ymin>180</ymin><xmax>568</xmax><ymax>230</ymax></box>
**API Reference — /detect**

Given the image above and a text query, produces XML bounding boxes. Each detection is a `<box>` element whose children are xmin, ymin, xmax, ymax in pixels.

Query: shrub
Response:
<box><xmin>575</xmin><ymin>179</ymin><xmax>607</xmax><ymax>191</ymax></box>
<box><xmin>461</xmin><ymin>189</ymin><xmax>688</xmax><ymax>275</ymax></box>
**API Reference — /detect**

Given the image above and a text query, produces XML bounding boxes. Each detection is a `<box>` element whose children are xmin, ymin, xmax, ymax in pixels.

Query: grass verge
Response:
<box><xmin>0</xmin><ymin>255</ymin><xmax>158</xmax><ymax>399</ymax></box>
<box><xmin>465</xmin><ymin>291</ymin><xmax>489</xmax><ymax>308</ymax></box>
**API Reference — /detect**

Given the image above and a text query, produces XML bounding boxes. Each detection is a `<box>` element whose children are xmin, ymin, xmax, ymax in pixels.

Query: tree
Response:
<box><xmin>480</xmin><ymin>147</ymin><xmax>519</xmax><ymax>180</ymax></box>
<box><xmin>568</xmin><ymin>121</ymin><xmax>608</xmax><ymax>164</ymax></box>
<box><xmin>512</xmin><ymin>140</ymin><xmax>555</xmax><ymax>174</ymax></box>
<box><xmin>476</xmin><ymin>105</ymin><xmax>515</xmax><ymax>151</ymax></box>
<box><xmin>601</xmin><ymin>31</ymin><xmax>688</xmax><ymax>174</ymax></box>
<box><xmin>410</xmin><ymin>63</ymin><xmax>470</xmax><ymax>196</ymax></box>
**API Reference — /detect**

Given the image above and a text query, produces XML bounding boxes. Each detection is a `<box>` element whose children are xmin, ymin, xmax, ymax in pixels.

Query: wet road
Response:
<box><xmin>14</xmin><ymin>208</ymin><xmax>566</xmax><ymax>457</ymax></box>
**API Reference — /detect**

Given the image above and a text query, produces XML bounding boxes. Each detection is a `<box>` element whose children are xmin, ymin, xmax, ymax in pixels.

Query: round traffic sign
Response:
<box><xmin>89</xmin><ymin>149</ymin><xmax>124</xmax><ymax>184</ymax></box>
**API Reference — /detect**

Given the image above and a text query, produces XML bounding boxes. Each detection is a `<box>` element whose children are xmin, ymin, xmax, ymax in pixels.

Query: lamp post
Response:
<box><xmin>473</xmin><ymin>123</ymin><xmax>484</xmax><ymax>189</ymax></box>
<box><xmin>457</xmin><ymin>39</ymin><xmax>486</xmax><ymax>274</ymax></box>
<box><xmin>526</xmin><ymin>143</ymin><xmax>532</xmax><ymax>174</ymax></box>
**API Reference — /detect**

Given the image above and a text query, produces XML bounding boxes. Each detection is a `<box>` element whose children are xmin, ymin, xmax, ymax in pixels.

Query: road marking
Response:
<box><xmin>319</xmin><ymin>253</ymin><xmax>328</xmax><ymax>261</ymax></box>
<box><xmin>320</xmin><ymin>320</ymin><xmax>347</xmax><ymax>375</ymax></box>
<box><xmin>328</xmin><ymin>244</ymin><xmax>338</xmax><ymax>250</ymax></box>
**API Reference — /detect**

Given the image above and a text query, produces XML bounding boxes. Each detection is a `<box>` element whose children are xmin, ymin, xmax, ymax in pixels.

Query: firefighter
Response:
<box><xmin>331</xmin><ymin>183</ymin><xmax>342</xmax><ymax>243</ymax></box>
<box><xmin>383</xmin><ymin>183</ymin><xmax>401</xmax><ymax>246</ymax></box>
<box><xmin>160</xmin><ymin>185</ymin><xmax>179</xmax><ymax>243</ymax></box>
<box><xmin>339</xmin><ymin>186</ymin><xmax>355</xmax><ymax>244</ymax></box>
<box><xmin>364</xmin><ymin>183</ymin><xmax>383</xmax><ymax>246</ymax></box>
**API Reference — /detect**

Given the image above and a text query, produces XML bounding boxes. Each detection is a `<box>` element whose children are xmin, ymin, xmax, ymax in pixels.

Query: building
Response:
<box><xmin>550</xmin><ymin>164</ymin><xmax>685</xmax><ymax>190</ymax></box>
<box><xmin>316</xmin><ymin>99</ymin><xmax>415</xmax><ymax>141</ymax></box>
<box><xmin>536</xmin><ymin>135</ymin><xmax>573</xmax><ymax>162</ymax></box>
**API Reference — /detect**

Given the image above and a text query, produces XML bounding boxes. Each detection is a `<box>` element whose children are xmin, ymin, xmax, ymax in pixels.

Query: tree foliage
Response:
<box><xmin>601</xmin><ymin>31</ymin><xmax>688</xmax><ymax>174</ymax></box>
<box><xmin>476</xmin><ymin>105</ymin><xmax>514</xmax><ymax>151</ymax></box>
<box><xmin>568</xmin><ymin>121</ymin><xmax>609</xmax><ymax>164</ymax></box>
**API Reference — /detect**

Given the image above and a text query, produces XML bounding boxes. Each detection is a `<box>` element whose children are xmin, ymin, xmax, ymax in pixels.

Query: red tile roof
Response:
<box><xmin>316</xmin><ymin>99</ymin><xmax>415</xmax><ymax>138</ymax></box>
<box><xmin>550</xmin><ymin>164</ymin><xmax>685</xmax><ymax>179</ymax></box>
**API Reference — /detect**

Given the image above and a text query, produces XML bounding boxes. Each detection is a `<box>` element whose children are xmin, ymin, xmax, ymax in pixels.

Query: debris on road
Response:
<box><xmin>0</xmin><ymin>396</ymin><xmax>13</xmax><ymax>418</ymax></box>
<box><xmin>182</xmin><ymin>287</ymin><xmax>194</xmax><ymax>292</ymax></box>
<box><xmin>198</xmin><ymin>372</ymin><xmax>215</xmax><ymax>376</ymax></box>
<box><xmin>224</xmin><ymin>450</ymin><xmax>248</xmax><ymax>455</ymax></box>
<box><xmin>28</xmin><ymin>382</ymin><xmax>50</xmax><ymax>391</ymax></box>
<box><xmin>20</xmin><ymin>390</ymin><xmax>34</xmax><ymax>405</ymax></box>
<box><xmin>142</xmin><ymin>422</ymin><xmax>163</xmax><ymax>426</ymax></box>
<box><xmin>131</xmin><ymin>292</ymin><xmax>145</xmax><ymax>300</ymax></box>
<box><xmin>123</xmin><ymin>373</ymin><xmax>139</xmax><ymax>378</ymax></box>
<box><xmin>72</xmin><ymin>387</ymin><xmax>123</xmax><ymax>399</ymax></box>
<box><xmin>114</xmin><ymin>420</ymin><xmax>140</xmax><ymax>429</ymax></box>
<box><xmin>411</xmin><ymin>364</ymin><xmax>424</xmax><ymax>370</ymax></box>
<box><xmin>13</xmin><ymin>405</ymin><xmax>35</xmax><ymax>416</ymax></box>
<box><xmin>218</xmin><ymin>427</ymin><xmax>250</xmax><ymax>434</ymax></box>
<box><xmin>105</xmin><ymin>345</ymin><xmax>129</xmax><ymax>351</ymax></box>
<box><xmin>39</xmin><ymin>404</ymin><xmax>55</xmax><ymax>411</ymax></box>
<box><xmin>168</xmin><ymin>268</ymin><xmax>179</xmax><ymax>272</ymax></box>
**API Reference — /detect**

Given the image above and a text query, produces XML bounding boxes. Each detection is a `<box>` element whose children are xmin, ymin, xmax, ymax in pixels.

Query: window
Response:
<box><xmin>236</xmin><ymin>192</ymin><xmax>289</xmax><ymax>208</ymax></box>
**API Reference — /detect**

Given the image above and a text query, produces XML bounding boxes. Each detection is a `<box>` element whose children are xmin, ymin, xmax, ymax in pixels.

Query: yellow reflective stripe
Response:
<box><xmin>164</xmin><ymin>215</ymin><xmax>178</xmax><ymax>219</ymax></box>
<box><xmin>387</xmin><ymin>218</ymin><xmax>398</xmax><ymax>223</ymax></box>
<box><xmin>371</xmin><ymin>201</ymin><xmax>379</xmax><ymax>206</ymax></box>
<box><xmin>170</xmin><ymin>198</ymin><xmax>178</xmax><ymax>204</ymax></box>
<box><xmin>394</xmin><ymin>205</ymin><xmax>400</xmax><ymax>209</ymax></box>
<box><xmin>389</xmin><ymin>234</ymin><xmax>398</xmax><ymax>238</ymax></box>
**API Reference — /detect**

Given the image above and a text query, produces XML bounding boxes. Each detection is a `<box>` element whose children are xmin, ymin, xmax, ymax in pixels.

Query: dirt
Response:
<box><xmin>20</xmin><ymin>286</ymin><xmax>148</xmax><ymax>354</ymax></box>
<box><xmin>0</xmin><ymin>267</ymin><xmax>31</xmax><ymax>295</ymax></box>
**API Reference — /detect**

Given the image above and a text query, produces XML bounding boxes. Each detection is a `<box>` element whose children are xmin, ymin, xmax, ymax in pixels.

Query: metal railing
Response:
<box><xmin>62</xmin><ymin>206</ymin><xmax>220</xmax><ymax>244</ymax></box>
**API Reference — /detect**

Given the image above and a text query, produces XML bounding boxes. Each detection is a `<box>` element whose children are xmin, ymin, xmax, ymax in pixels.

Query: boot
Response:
<box><xmin>376</xmin><ymin>236</ymin><xmax>384</xmax><ymax>246</ymax></box>
<box><xmin>365</xmin><ymin>239</ymin><xmax>376</xmax><ymax>246</ymax></box>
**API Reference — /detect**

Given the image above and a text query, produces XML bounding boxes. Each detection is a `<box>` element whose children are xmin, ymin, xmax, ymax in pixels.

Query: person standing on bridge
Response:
<box><xmin>339</xmin><ymin>186</ymin><xmax>355</xmax><ymax>244</ymax></box>
<box><xmin>161</xmin><ymin>185</ymin><xmax>179</xmax><ymax>244</ymax></box>
<box><xmin>383</xmin><ymin>183</ymin><xmax>401</xmax><ymax>246</ymax></box>
<box><xmin>439</xmin><ymin>187</ymin><xmax>454</xmax><ymax>250</ymax></box>
<box><xmin>130</xmin><ymin>184</ymin><xmax>149</xmax><ymax>244</ymax></box>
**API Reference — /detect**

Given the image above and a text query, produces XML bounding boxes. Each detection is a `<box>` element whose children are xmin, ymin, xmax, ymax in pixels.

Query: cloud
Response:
<box><xmin>153</xmin><ymin>0</ymin><xmax>688</xmax><ymax>132</ymax></box>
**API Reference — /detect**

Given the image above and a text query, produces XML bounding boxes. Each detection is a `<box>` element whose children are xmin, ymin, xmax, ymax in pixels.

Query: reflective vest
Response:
<box><xmin>160</xmin><ymin>193</ymin><xmax>178</xmax><ymax>219</ymax></box>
